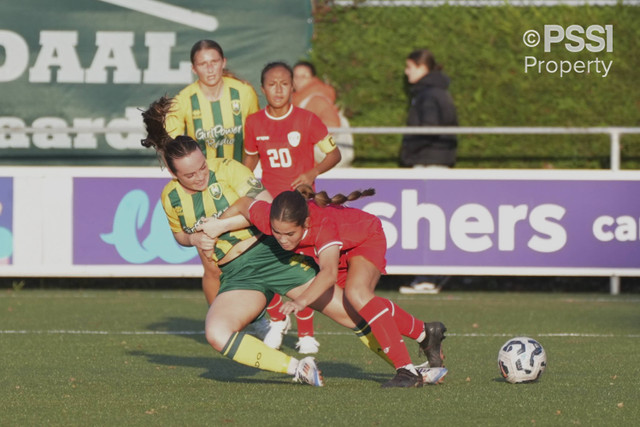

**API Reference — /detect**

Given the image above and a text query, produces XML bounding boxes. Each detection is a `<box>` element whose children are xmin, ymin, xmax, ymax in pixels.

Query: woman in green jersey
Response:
<box><xmin>141</xmin><ymin>96</ymin><xmax>385</xmax><ymax>387</ymax></box>
<box><xmin>163</xmin><ymin>39</ymin><xmax>260</xmax><ymax>306</ymax></box>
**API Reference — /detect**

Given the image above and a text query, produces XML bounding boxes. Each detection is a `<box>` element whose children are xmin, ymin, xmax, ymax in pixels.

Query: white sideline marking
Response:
<box><xmin>0</xmin><ymin>330</ymin><xmax>203</xmax><ymax>335</ymax></box>
<box><xmin>1</xmin><ymin>330</ymin><xmax>638</xmax><ymax>338</ymax></box>
<box><xmin>449</xmin><ymin>333</ymin><xmax>640</xmax><ymax>338</ymax></box>
<box><xmin>3</xmin><ymin>294</ymin><xmax>638</xmax><ymax>304</ymax></box>
<box><xmin>395</xmin><ymin>296</ymin><xmax>640</xmax><ymax>303</ymax></box>
<box><xmin>0</xmin><ymin>294</ymin><xmax>203</xmax><ymax>299</ymax></box>
<box><xmin>98</xmin><ymin>0</ymin><xmax>218</xmax><ymax>31</ymax></box>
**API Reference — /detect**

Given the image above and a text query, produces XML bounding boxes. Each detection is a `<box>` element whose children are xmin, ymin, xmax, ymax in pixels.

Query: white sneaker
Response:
<box><xmin>415</xmin><ymin>361</ymin><xmax>448</xmax><ymax>385</ymax></box>
<box><xmin>245</xmin><ymin>316</ymin><xmax>270</xmax><ymax>340</ymax></box>
<box><xmin>399</xmin><ymin>276</ymin><xmax>449</xmax><ymax>294</ymax></box>
<box><xmin>262</xmin><ymin>315</ymin><xmax>291</xmax><ymax>349</ymax></box>
<box><xmin>293</xmin><ymin>356</ymin><xmax>324</xmax><ymax>386</ymax></box>
<box><xmin>399</xmin><ymin>282</ymin><xmax>441</xmax><ymax>295</ymax></box>
<box><xmin>296</xmin><ymin>336</ymin><xmax>320</xmax><ymax>354</ymax></box>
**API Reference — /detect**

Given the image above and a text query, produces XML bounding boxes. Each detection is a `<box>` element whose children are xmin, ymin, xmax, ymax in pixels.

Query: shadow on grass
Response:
<box><xmin>146</xmin><ymin>316</ymin><xmax>208</xmax><ymax>345</ymax></box>
<box><xmin>316</xmin><ymin>361</ymin><xmax>391</xmax><ymax>384</ymax></box>
<box><xmin>141</xmin><ymin>316</ymin><xmax>394</xmax><ymax>385</ymax></box>
<box><xmin>128</xmin><ymin>350</ymin><xmax>284</xmax><ymax>384</ymax></box>
<box><xmin>491</xmin><ymin>376</ymin><xmax>544</xmax><ymax>385</ymax></box>
<box><xmin>128</xmin><ymin>348</ymin><xmax>391</xmax><ymax>386</ymax></box>
<box><xmin>143</xmin><ymin>317</ymin><xmax>337</xmax><ymax>353</ymax></box>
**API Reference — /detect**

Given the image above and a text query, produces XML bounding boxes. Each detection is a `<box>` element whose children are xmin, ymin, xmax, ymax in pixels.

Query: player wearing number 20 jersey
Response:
<box><xmin>244</xmin><ymin>105</ymin><xmax>338</xmax><ymax>196</ymax></box>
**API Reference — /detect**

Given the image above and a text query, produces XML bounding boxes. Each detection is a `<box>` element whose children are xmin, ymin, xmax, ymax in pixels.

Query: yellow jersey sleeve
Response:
<box><xmin>160</xmin><ymin>179</ymin><xmax>184</xmax><ymax>233</ymax></box>
<box><xmin>210</xmin><ymin>158</ymin><xmax>265</xmax><ymax>200</ymax></box>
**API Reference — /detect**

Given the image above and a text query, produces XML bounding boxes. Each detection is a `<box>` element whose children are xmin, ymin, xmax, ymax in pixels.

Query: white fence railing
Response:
<box><xmin>7</xmin><ymin>126</ymin><xmax>640</xmax><ymax>172</ymax></box>
<box><xmin>328</xmin><ymin>126</ymin><xmax>640</xmax><ymax>172</ymax></box>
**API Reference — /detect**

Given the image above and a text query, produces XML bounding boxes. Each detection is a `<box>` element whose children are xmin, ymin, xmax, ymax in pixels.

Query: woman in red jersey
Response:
<box><xmin>242</xmin><ymin>62</ymin><xmax>342</xmax><ymax>355</ymax></box>
<box><xmin>241</xmin><ymin>185</ymin><xmax>448</xmax><ymax>388</ymax></box>
<box><xmin>243</xmin><ymin>61</ymin><xmax>341</xmax><ymax>196</ymax></box>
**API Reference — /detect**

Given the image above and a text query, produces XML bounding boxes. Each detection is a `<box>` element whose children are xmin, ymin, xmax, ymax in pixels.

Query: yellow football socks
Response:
<box><xmin>352</xmin><ymin>321</ymin><xmax>394</xmax><ymax>367</ymax></box>
<box><xmin>221</xmin><ymin>331</ymin><xmax>291</xmax><ymax>374</ymax></box>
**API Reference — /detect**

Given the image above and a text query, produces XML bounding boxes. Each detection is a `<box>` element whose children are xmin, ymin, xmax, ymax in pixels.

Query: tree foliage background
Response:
<box><xmin>307</xmin><ymin>2</ymin><xmax>640</xmax><ymax>168</ymax></box>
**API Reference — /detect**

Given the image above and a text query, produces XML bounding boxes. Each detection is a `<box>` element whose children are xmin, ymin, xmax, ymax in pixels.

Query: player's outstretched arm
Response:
<box><xmin>281</xmin><ymin>245</ymin><xmax>340</xmax><ymax>315</ymax></box>
<box><xmin>172</xmin><ymin>230</ymin><xmax>216</xmax><ymax>252</ymax></box>
<box><xmin>197</xmin><ymin>189</ymin><xmax>272</xmax><ymax>238</ymax></box>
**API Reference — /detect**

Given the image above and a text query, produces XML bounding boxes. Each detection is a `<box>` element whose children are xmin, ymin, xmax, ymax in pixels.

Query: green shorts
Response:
<box><xmin>218</xmin><ymin>236</ymin><xmax>319</xmax><ymax>302</ymax></box>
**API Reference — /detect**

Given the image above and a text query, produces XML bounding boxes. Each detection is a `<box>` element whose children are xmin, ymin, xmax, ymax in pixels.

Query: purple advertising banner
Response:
<box><xmin>74</xmin><ymin>177</ymin><xmax>199</xmax><ymax>265</ymax></box>
<box><xmin>73</xmin><ymin>176</ymin><xmax>640</xmax><ymax>270</ymax></box>
<box><xmin>0</xmin><ymin>177</ymin><xmax>13</xmax><ymax>265</ymax></box>
<box><xmin>318</xmin><ymin>178</ymin><xmax>640</xmax><ymax>269</ymax></box>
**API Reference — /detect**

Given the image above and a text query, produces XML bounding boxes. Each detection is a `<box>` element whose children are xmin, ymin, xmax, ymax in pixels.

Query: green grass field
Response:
<box><xmin>1</xmin><ymin>289</ymin><xmax>638</xmax><ymax>426</ymax></box>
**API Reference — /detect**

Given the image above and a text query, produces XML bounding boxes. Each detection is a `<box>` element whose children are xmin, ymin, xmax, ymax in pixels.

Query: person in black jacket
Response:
<box><xmin>399</xmin><ymin>49</ymin><xmax>457</xmax><ymax>294</ymax></box>
<box><xmin>400</xmin><ymin>49</ymin><xmax>458</xmax><ymax>168</ymax></box>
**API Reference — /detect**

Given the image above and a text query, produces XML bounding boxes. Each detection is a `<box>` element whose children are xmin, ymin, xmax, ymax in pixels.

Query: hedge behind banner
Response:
<box><xmin>0</xmin><ymin>0</ymin><xmax>312</xmax><ymax>165</ymax></box>
<box><xmin>310</xmin><ymin>4</ymin><xmax>640</xmax><ymax>169</ymax></box>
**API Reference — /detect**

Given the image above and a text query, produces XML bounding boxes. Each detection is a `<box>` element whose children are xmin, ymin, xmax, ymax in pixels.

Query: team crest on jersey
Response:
<box><xmin>231</xmin><ymin>100</ymin><xmax>241</xmax><ymax>115</ymax></box>
<box><xmin>248</xmin><ymin>177</ymin><xmax>261</xmax><ymax>188</ymax></box>
<box><xmin>288</xmin><ymin>131</ymin><xmax>301</xmax><ymax>147</ymax></box>
<box><xmin>208</xmin><ymin>183</ymin><xmax>223</xmax><ymax>200</ymax></box>
<box><xmin>246</xmin><ymin>176</ymin><xmax>265</xmax><ymax>198</ymax></box>
<box><xmin>193</xmin><ymin>109</ymin><xmax>202</xmax><ymax>120</ymax></box>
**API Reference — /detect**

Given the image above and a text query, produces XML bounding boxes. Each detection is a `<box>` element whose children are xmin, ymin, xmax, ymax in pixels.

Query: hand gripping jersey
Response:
<box><xmin>244</xmin><ymin>105</ymin><xmax>338</xmax><ymax>196</ymax></box>
<box><xmin>161</xmin><ymin>158</ymin><xmax>264</xmax><ymax>262</ymax></box>
<box><xmin>165</xmin><ymin>77</ymin><xmax>260</xmax><ymax>162</ymax></box>
<box><xmin>249</xmin><ymin>200</ymin><xmax>387</xmax><ymax>286</ymax></box>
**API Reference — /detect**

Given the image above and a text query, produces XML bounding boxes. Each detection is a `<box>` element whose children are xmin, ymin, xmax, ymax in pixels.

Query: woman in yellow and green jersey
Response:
<box><xmin>163</xmin><ymin>39</ymin><xmax>259</xmax><ymax>303</ymax></box>
<box><xmin>164</xmin><ymin>39</ymin><xmax>259</xmax><ymax>163</ymax></box>
<box><xmin>141</xmin><ymin>96</ymin><xmax>391</xmax><ymax>387</ymax></box>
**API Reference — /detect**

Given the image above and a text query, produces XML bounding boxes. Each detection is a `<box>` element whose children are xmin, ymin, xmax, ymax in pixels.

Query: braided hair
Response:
<box><xmin>270</xmin><ymin>184</ymin><xmax>375</xmax><ymax>226</ymax></box>
<box><xmin>296</xmin><ymin>184</ymin><xmax>375</xmax><ymax>207</ymax></box>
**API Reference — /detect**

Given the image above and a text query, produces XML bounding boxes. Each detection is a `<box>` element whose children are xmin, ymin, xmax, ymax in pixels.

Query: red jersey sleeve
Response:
<box><xmin>244</xmin><ymin>113</ymin><xmax>259</xmax><ymax>155</ymax></box>
<box><xmin>313</xmin><ymin>216</ymin><xmax>343</xmax><ymax>255</ymax></box>
<box><xmin>248</xmin><ymin>200</ymin><xmax>272</xmax><ymax>235</ymax></box>
<box><xmin>308</xmin><ymin>112</ymin><xmax>329</xmax><ymax>146</ymax></box>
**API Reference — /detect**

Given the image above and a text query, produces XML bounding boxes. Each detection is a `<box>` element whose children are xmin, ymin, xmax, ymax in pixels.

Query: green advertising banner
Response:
<box><xmin>0</xmin><ymin>0</ymin><xmax>312</xmax><ymax>165</ymax></box>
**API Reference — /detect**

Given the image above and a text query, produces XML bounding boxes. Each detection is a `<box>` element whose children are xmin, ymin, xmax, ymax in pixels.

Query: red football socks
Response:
<box><xmin>376</xmin><ymin>296</ymin><xmax>424</xmax><ymax>340</ymax></box>
<box><xmin>358</xmin><ymin>298</ymin><xmax>412</xmax><ymax>369</ymax></box>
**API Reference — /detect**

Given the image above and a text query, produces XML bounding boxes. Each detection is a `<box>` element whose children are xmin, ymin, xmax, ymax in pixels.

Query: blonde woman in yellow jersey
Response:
<box><xmin>141</xmin><ymin>96</ymin><xmax>402</xmax><ymax>387</ymax></box>
<box><xmin>165</xmin><ymin>40</ymin><xmax>259</xmax><ymax>162</ymax></box>
<box><xmin>163</xmin><ymin>39</ymin><xmax>259</xmax><ymax>305</ymax></box>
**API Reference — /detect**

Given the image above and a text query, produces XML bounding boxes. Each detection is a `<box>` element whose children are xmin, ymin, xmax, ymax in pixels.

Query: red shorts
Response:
<box><xmin>335</xmin><ymin>220</ymin><xmax>387</xmax><ymax>288</ymax></box>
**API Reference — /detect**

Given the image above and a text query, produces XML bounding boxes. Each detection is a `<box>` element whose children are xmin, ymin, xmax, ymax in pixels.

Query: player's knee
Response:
<box><xmin>344</xmin><ymin>286</ymin><xmax>374</xmax><ymax>311</ymax></box>
<box><xmin>205</xmin><ymin>322</ymin><xmax>232</xmax><ymax>352</ymax></box>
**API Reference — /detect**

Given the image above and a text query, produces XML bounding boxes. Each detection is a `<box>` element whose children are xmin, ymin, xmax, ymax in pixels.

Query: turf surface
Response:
<box><xmin>1</xmin><ymin>289</ymin><xmax>638</xmax><ymax>426</ymax></box>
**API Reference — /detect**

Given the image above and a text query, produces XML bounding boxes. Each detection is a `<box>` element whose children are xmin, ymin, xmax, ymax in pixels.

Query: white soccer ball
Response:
<box><xmin>498</xmin><ymin>336</ymin><xmax>547</xmax><ymax>384</ymax></box>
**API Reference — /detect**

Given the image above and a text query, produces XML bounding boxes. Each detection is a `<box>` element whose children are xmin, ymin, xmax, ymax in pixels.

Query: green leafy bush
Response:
<box><xmin>309</xmin><ymin>4</ymin><xmax>640</xmax><ymax>168</ymax></box>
